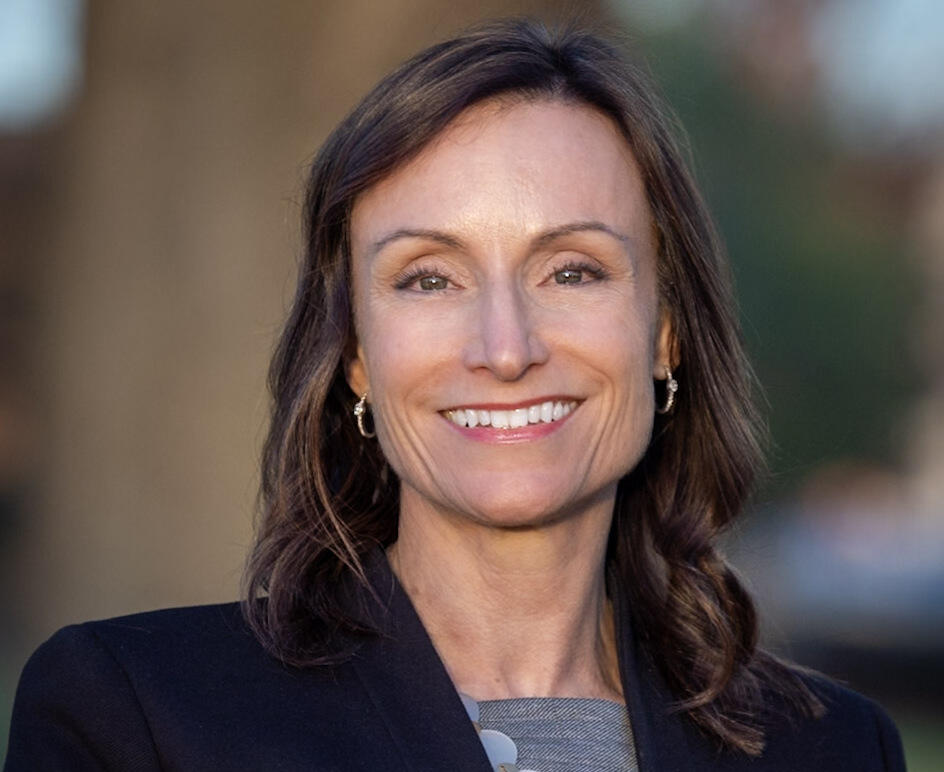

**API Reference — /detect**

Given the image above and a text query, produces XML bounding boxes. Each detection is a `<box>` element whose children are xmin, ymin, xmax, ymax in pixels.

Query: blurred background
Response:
<box><xmin>0</xmin><ymin>0</ymin><xmax>941</xmax><ymax>766</ymax></box>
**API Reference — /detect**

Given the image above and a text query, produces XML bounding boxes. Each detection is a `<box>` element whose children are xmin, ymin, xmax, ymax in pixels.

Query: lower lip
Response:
<box><xmin>441</xmin><ymin>408</ymin><xmax>576</xmax><ymax>444</ymax></box>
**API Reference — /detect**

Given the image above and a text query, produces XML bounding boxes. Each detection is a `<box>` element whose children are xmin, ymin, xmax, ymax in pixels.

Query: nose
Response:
<box><xmin>462</xmin><ymin>282</ymin><xmax>549</xmax><ymax>381</ymax></box>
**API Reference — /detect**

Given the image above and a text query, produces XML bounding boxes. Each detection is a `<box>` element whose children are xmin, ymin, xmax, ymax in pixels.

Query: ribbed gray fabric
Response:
<box><xmin>477</xmin><ymin>697</ymin><xmax>638</xmax><ymax>772</ymax></box>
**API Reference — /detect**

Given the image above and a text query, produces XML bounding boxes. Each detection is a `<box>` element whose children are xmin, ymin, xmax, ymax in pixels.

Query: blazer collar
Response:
<box><xmin>349</xmin><ymin>549</ymin><xmax>493</xmax><ymax>771</ymax></box>
<box><xmin>609</xmin><ymin>568</ymin><xmax>721</xmax><ymax>771</ymax></box>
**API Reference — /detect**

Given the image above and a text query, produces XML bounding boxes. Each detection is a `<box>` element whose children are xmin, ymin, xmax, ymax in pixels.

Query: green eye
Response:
<box><xmin>554</xmin><ymin>268</ymin><xmax>583</xmax><ymax>284</ymax></box>
<box><xmin>418</xmin><ymin>275</ymin><xmax>448</xmax><ymax>291</ymax></box>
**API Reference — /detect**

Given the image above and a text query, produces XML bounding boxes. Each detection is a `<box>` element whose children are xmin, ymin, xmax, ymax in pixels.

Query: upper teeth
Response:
<box><xmin>444</xmin><ymin>400</ymin><xmax>577</xmax><ymax>429</ymax></box>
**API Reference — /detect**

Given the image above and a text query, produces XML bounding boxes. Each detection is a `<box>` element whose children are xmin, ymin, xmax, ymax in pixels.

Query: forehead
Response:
<box><xmin>349</xmin><ymin>98</ymin><xmax>652</xmax><ymax>252</ymax></box>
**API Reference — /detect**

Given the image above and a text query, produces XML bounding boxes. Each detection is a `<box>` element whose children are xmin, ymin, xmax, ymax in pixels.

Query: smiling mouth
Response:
<box><xmin>442</xmin><ymin>399</ymin><xmax>579</xmax><ymax>429</ymax></box>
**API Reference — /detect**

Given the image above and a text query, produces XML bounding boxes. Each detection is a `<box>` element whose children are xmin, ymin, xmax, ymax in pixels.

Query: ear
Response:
<box><xmin>344</xmin><ymin>341</ymin><xmax>370</xmax><ymax>398</ymax></box>
<box><xmin>653</xmin><ymin>308</ymin><xmax>679</xmax><ymax>379</ymax></box>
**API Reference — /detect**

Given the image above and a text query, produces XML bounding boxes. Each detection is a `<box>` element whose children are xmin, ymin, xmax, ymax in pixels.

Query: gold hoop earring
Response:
<box><xmin>656</xmin><ymin>367</ymin><xmax>678</xmax><ymax>414</ymax></box>
<box><xmin>353</xmin><ymin>393</ymin><xmax>376</xmax><ymax>438</ymax></box>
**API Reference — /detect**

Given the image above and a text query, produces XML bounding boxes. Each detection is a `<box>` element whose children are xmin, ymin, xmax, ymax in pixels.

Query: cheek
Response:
<box><xmin>604</xmin><ymin>339</ymin><xmax>658</xmax><ymax>471</ymax></box>
<box><xmin>357</xmin><ymin>305</ymin><xmax>455</xmax><ymax>427</ymax></box>
<box><xmin>574</xmin><ymin>302</ymin><xmax>658</xmax><ymax>380</ymax></box>
<box><xmin>589</xmin><ymin>308</ymin><xmax>659</xmax><ymax>433</ymax></box>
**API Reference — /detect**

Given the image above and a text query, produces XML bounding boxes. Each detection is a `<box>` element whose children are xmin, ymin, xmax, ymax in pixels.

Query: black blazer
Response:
<box><xmin>5</xmin><ymin>554</ymin><xmax>906</xmax><ymax>771</ymax></box>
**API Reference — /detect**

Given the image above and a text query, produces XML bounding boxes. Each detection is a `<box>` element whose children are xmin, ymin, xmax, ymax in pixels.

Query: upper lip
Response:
<box><xmin>441</xmin><ymin>396</ymin><xmax>581</xmax><ymax>412</ymax></box>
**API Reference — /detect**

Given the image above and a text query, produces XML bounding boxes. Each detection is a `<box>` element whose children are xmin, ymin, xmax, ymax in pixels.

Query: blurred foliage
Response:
<box><xmin>636</xmin><ymin>26</ymin><xmax>919</xmax><ymax>502</ymax></box>
<box><xmin>893</xmin><ymin>709</ymin><xmax>944</xmax><ymax>772</ymax></box>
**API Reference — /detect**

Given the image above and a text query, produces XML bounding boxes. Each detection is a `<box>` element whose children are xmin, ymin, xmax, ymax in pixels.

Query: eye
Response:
<box><xmin>554</xmin><ymin>268</ymin><xmax>584</xmax><ymax>285</ymax></box>
<box><xmin>393</xmin><ymin>264</ymin><xmax>456</xmax><ymax>292</ymax></box>
<box><xmin>548</xmin><ymin>260</ymin><xmax>608</xmax><ymax>286</ymax></box>
<box><xmin>417</xmin><ymin>274</ymin><xmax>448</xmax><ymax>291</ymax></box>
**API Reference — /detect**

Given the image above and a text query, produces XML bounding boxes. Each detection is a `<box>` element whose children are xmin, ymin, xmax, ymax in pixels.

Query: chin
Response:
<box><xmin>447</xmin><ymin>477</ymin><xmax>599</xmax><ymax>530</ymax></box>
<box><xmin>470</xmin><ymin>503</ymin><xmax>564</xmax><ymax>530</ymax></box>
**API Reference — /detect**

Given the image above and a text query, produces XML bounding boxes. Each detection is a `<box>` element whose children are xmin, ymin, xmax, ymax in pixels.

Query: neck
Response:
<box><xmin>387</xmin><ymin>489</ymin><xmax>622</xmax><ymax>703</ymax></box>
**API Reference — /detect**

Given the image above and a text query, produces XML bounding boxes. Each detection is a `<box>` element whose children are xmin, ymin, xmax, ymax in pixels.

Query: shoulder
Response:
<box><xmin>76</xmin><ymin>600</ymin><xmax>247</xmax><ymax>644</ymax></box>
<box><xmin>61</xmin><ymin>601</ymin><xmax>252</xmax><ymax>660</ymax></box>
<box><xmin>4</xmin><ymin>605</ymin><xmax>246</xmax><ymax>771</ymax></box>
<box><xmin>6</xmin><ymin>603</ymin><xmax>376</xmax><ymax>770</ymax></box>
<box><xmin>757</xmin><ymin>671</ymin><xmax>906</xmax><ymax>772</ymax></box>
<box><xmin>17</xmin><ymin>602</ymin><xmax>241</xmax><ymax>680</ymax></box>
<box><xmin>19</xmin><ymin>602</ymin><xmax>258</xmax><ymax>694</ymax></box>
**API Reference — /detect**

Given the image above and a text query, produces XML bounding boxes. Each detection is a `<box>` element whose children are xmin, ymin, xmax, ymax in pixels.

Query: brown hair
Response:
<box><xmin>243</xmin><ymin>18</ymin><xmax>821</xmax><ymax>755</ymax></box>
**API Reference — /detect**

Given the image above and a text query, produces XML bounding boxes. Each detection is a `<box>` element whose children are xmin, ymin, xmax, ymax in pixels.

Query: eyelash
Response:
<box><xmin>393</xmin><ymin>263</ymin><xmax>454</xmax><ymax>291</ymax></box>
<box><xmin>549</xmin><ymin>259</ymin><xmax>609</xmax><ymax>285</ymax></box>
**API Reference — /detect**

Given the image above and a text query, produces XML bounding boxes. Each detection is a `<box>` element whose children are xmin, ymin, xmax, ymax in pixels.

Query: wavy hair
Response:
<box><xmin>243</xmin><ymin>18</ymin><xmax>821</xmax><ymax>755</ymax></box>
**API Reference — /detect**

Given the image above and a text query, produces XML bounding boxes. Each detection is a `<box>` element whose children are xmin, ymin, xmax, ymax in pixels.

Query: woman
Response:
<box><xmin>6</xmin><ymin>19</ymin><xmax>905</xmax><ymax>771</ymax></box>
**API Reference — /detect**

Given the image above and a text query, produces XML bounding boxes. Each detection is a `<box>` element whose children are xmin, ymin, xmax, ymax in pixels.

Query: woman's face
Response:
<box><xmin>347</xmin><ymin>99</ymin><xmax>672</xmax><ymax>528</ymax></box>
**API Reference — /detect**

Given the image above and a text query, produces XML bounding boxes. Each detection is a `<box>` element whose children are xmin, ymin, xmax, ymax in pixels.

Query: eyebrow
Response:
<box><xmin>532</xmin><ymin>221</ymin><xmax>631</xmax><ymax>249</ymax></box>
<box><xmin>365</xmin><ymin>220</ymin><xmax>631</xmax><ymax>261</ymax></box>
<box><xmin>366</xmin><ymin>228</ymin><xmax>464</xmax><ymax>261</ymax></box>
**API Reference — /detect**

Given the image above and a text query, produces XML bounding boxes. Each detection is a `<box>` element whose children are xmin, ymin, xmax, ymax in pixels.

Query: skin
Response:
<box><xmin>347</xmin><ymin>98</ymin><xmax>673</xmax><ymax>702</ymax></box>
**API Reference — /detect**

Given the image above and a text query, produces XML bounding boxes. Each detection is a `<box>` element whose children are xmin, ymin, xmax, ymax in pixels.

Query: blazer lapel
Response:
<box><xmin>349</xmin><ymin>551</ymin><xmax>493</xmax><ymax>771</ymax></box>
<box><xmin>611</xmin><ymin>573</ymin><xmax>724</xmax><ymax>771</ymax></box>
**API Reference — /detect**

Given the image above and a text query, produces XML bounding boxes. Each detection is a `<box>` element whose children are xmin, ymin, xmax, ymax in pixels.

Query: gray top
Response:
<box><xmin>478</xmin><ymin>697</ymin><xmax>638</xmax><ymax>772</ymax></box>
